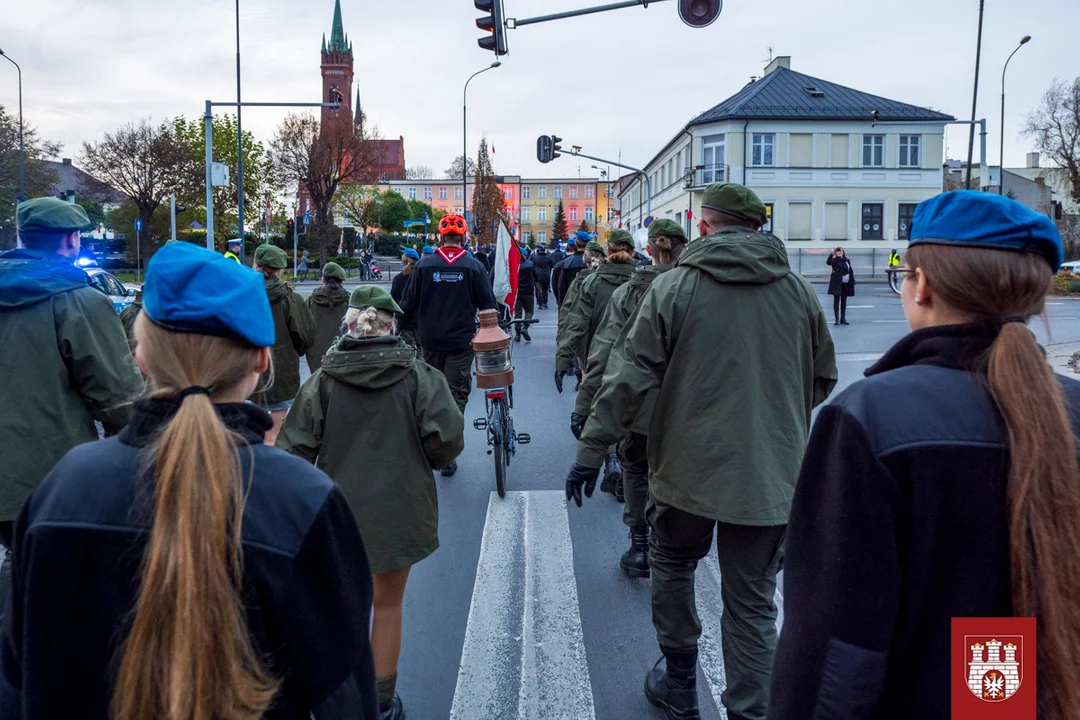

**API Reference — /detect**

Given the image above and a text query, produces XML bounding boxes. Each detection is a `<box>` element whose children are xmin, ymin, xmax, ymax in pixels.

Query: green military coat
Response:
<box><xmin>305</xmin><ymin>282</ymin><xmax>349</xmax><ymax>373</ymax></box>
<box><xmin>556</xmin><ymin>262</ymin><xmax>635</xmax><ymax>373</ymax></box>
<box><xmin>118</xmin><ymin>290</ymin><xmax>142</xmax><ymax>353</ymax></box>
<box><xmin>253</xmin><ymin>275</ymin><xmax>316</xmax><ymax>405</ymax></box>
<box><xmin>277</xmin><ymin>335</ymin><xmax>464</xmax><ymax>573</ymax></box>
<box><xmin>577</xmin><ymin>228</ymin><xmax>838</xmax><ymax>526</ymax></box>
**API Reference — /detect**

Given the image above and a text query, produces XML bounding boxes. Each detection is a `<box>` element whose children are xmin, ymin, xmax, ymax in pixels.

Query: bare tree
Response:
<box><xmin>406</xmin><ymin>165</ymin><xmax>435</xmax><ymax>180</ymax></box>
<box><xmin>270</xmin><ymin>112</ymin><xmax>382</xmax><ymax>265</ymax></box>
<box><xmin>1024</xmin><ymin>77</ymin><xmax>1080</xmax><ymax>206</ymax></box>
<box><xmin>81</xmin><ymin>119</ymin><xmax>190</xmax><ymax>262</ymax></box>
<box><xmin>1</xmin><ymin>105</ymin><xmax>61</xmax><ymax>248</ymax></box>
<box><xmin>444</xmin><ymin>155</ymin><xmax>476</xmax><ymax>181</ymax></box>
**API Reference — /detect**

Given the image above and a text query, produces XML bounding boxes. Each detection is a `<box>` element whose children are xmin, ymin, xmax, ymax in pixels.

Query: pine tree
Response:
<box><xmin>552</xmin><ymin>200</ymin><xmax>568</xmax><ymax>247</ymax></box>
<box><xmin>578</xmin><ymin>219</ymin><xmax>591</xmax><ymax>234</ymax></box>
<box><xmin>471</xmin><ymin>135</ymin><xmax>505</xmax><ymax>246</ymax></box>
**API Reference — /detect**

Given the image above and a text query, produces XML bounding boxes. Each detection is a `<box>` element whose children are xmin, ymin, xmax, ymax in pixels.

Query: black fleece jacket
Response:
<box><xmin>0</xmin><ymin>400</ymin><xmax>378</xmax><ymax>720</ymax></box>
<box><xmin>769</xmin><ymin>323</ymin><xmax>1080</xmax><ymax>720</ymax></box>
<box><xmin>399</xmin><ymin>246</ymin><xmax>497</xmax><ymax>352</ymax></box>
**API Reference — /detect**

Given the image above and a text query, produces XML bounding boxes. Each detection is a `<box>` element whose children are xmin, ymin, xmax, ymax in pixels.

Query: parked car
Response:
<box><xmin>85</xmin><ymin>268</ymin><xmax>137</xmax><ymax>314</ymax></box>
<box><xmin>1060</xmin><ymin>260</ymin><xmax>1080</xmax><ymax>272</ymax></box>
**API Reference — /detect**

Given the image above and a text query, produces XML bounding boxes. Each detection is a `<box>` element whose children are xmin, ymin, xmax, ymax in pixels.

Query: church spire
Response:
<box><xmin>328</xmin><ymin>0</ymin><xmax>350</xmax><ymax>55</ymax></box>
<box><xmin>354</xmin><ymin>86</ymin><xmax>362</xmax><ymax>126</ymax></box>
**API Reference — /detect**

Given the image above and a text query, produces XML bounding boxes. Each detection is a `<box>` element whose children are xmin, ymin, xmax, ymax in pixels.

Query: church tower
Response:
<box><xmin>320</xmin><ymin>0</ymin><xmax>353</xmax><ymax>123</ymax></box>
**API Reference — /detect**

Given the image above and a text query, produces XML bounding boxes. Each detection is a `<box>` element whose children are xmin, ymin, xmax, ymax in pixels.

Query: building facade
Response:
<box><xmin>617</xmin><ymin>57</ymin><xmax>955</xmax><ymax>272</ymax></box>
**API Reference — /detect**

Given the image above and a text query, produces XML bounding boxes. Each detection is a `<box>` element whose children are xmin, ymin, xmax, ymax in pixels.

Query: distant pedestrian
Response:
<box><xmin>771</xmin><ymin>191</ymin><xmax>1080</xmax><ymax>720</ymax></box>
<box><xmin>305</xmin><ymin>261</ymin><xmax>349</xmax><ymax>374</ymax></box>
<box><xmin>888</xmin><ymin>247</ymin><xmax>901</xmax><ymax>268</ymax></box>
<box><xmin>279</xmin><ymin>284</ymin><xmax>463</xmax><ymax>720</ymax></box>
<box><xmin>224</xmin><ymin>237</ymin><xmax>242</xmax><ymax>263</ymax></box>
<box><xmin>393</xmin><ymin>248</ymin><xmax>421</xmax><ymax>350</ymax></box>
<box><xmin>297</xmin><ymin>249</ymin><xmax>311</xmax><ymax>281</ymax></box>
<box><xmin>252</xmin><ymin>244</ymin><xmax>316</xmax><ymax>446</ymax></box>
<box><xmin>514</xmin><ymin>246</ymin><xmax>536</xmax><ymax>342</ymax></box>
<box><xmin>554</xmin><ymin>232</ymin><xmax>591</xmax><ymax>307</ymax></box>
<box><xmin>532</xmin><ymin>245</ymin><xmax>554</xmax><ymax>309</ymax></box>
<box><xmin>0</xmin><ymin>241</ymin><xmax>379</xmax><ymax>720</ymax></box>
<box><xmin>826</xmin><ymin>246</ymin><xmax>855</xmax><ymax>325</ymax></box>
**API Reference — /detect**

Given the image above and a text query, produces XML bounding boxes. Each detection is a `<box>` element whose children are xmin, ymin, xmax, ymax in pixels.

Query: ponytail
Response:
<box><xmin>608</xmin><ymin>249</ymin><xmax>634</xmax><ymax>264</ymax></box>
<box><xmin>116</xmin><ymin>315</ymin><xmax>277</xmax><ymax>720</ymax></box>
<box><xmin>908</xmin><ymin>244</ymin><xmax>1080</xmax><ymax>717</ymax></box>
<box><xmin>345</xmin><ymin>306</ymin><xmax>396</xmax><ymax>337</ymax></box>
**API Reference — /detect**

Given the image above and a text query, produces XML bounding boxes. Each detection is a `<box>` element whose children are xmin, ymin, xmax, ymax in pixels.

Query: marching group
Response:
<box><xmin>0</xmin><ymin>176</ymin><xmax>1078</xmax><ymax>720</ymax></box>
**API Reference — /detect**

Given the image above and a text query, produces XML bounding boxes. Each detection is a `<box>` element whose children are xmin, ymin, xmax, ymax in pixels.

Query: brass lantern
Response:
<box><xmin>472</xmin><ymin>309</ymin><xmax>514</xmax><ymax>389</ymax></box>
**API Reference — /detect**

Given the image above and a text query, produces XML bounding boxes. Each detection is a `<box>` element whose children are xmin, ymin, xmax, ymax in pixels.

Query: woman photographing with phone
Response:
<box><xmin>826</xmin><ymin>247</ymin><xmax>855</xmax><ymax>326</ymax></box>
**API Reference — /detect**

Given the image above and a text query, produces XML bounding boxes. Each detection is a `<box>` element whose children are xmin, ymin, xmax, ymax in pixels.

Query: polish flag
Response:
<box><xmin>492</xmin><ymin>220</ymin><xmax>520</xmax><ymax>310</ymax></box>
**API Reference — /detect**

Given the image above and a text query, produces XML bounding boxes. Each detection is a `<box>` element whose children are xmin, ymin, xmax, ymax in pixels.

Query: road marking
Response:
<box><xmin>451</xmin><ymin>491</ymin><xmax>595</xmax><ymax>720</ymax></box>
<box><xmin>872</xmin><ymin>320</ymin><xmax>908</xmax><ymax>323</ymax></box>
<box><xmin>1048</xmin><ymin>302</ymin><xmax>1065</xmax><ymax>306</ymax></box>
<box><xmin>837</xmin><ymin>353</ymin><xmax>884</xmax><ymax>362</ymax></box>
<box><xmin>845</xmin><ymin>305</ymin><xmax>875</xmax><ymax>309</ymax></box>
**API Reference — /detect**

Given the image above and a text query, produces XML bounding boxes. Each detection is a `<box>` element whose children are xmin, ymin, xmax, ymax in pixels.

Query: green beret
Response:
<box><xmin>585</xmin><ymin>241</ymin><xmax>607</xmax><ymax>256</ymax></box>
<box><xmin>253</xmin><ymin>244</ymin><xmax>287</xmax><ymax>269</ymax></box>
<box><xmin>322</xmin><ymin>261</ymin><xmax>346</xmax><ymax>280</ymax></box>
<box><xmin>607</xmin><ymin>229</ymin><xmax>634</xmax><ymax>248</ymax></box>
<box><xmin>349</xmin><ymin>284</ymin><xmax>402</xmax><ymax>314</ymax></box>
<box><xmin>701</xmin><ymin>183</ymin><xmax>768</xmax><ymax>227</ymax></box>
<box><xmin>648</xmin><ymin>219</ymin><xmax>688</xmax><ymax>243</ymax></box>
<box><xmin>17</xmin><ymin>197</ymin><xmax>91</xmax><ymax>233</ymax></box>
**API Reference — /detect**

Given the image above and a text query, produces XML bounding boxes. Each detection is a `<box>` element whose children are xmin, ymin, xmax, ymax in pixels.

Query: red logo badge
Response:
<box><xmin>951</xmin><ymin>617</ymin><xmax>1036</xmax><ymax>719</ymax></box>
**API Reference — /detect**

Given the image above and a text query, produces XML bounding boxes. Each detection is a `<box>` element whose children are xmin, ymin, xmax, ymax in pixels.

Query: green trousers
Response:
<box><xmin>647</xmin><ymin>501</ymin><xmax>786</xmax><ymax>720</ymax></box>
<box><xmin>423</xmin><ymin>348</ymin><xmax>474</xmax><ymax>414</ymax></box>
<box><xmin>514</xmin><ymin>295</ymin><xmax>535</xmax><ymax>321</ymax></box>
<box><xmin>617</xmin><ymin>432</ymin><xmax>649</xmax><ymax>528</ymax></box>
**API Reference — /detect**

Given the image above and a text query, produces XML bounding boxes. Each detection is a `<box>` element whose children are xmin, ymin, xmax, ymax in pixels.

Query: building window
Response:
<box><xmin>394</xmin><ymin>187</ymin><xmax>402</xmax><ymax>194</ymax></box>
<box><xmin>538</xmin><ymin>186</ymin><xmax>547</xmax><ymax>199</ymax></box>
<box><xmin>585</xmin><ymin>185</ymin><xmax>594</xmax><ymax>199</ymax></box>
<box><xmin>538</xmin><ymin>207</ymin><xmax>547</xmax><ymax>221</ymax></box>
<box><xmin>569</xmin><ymin>207</ymin><xmax>578</xmax><ymax>221</ymax></box>
<box><xmin>439</xmin><ymin>186</ymin><xmax>447</xmax><ymax>200</ymax></box>
<box><xmin>538</xmin><ymin>231</ymin><xmax>547</xmax><ymax>244</ymax></box>
<box><xmin>752</xmin><ymin>133</ymin><xmax>775</xmax><ymax>166</ymax></box>
<box><xmin>676</xmin><ymin>153</ymin><xmax>682</xmax><ymax>183</ymax></box>
<box><xmin>523</xmin><ymin>186</ymin><xmax>531</xmax><ymax>199</ymax></box>
<box><xmin>454</xmin><ymin>207</ymin><xmax>462</xmax><ymax>214</ymax></box>
<box><xmin>608</xmin><ymin>207</ymin><xmax>616</xmax><ymax>221</ymax></box>
<box><xmin>523</xmin><ymin>231</ymin><xmax>531</xmax><ymax>243</ymax></box>
<box><xmin>862</xmin><ymin>135</ymin><xmax>885</xmax><ymax>167</ymax></box>
<box><xmin>701</xmin><ymin>134</ymin><xmax>726</xmax><ymax>184</ymax></box>
<box><xmin>861</xmin><ymin>203</ymin><xmax>884</xmax><ymax>239</ymax></box>
<box><xmin>899</xmin><ymin>135</ymin><xmax>920</xmax><ymax>168</ymax></box>
<box><xmin>898</xmin><ymin>203</ymin><xmax>916</xmax><ymax>240</ymax></box>
<box><xmin>762</xmin><ymin>203</ymin><xmax>774</xmax><ymax>234</ymax></box>
<box><xmin>408</xmin><ymin>187</ymin><xmax>417</xmax><ymax>200</ymax></box>
<box><xmin>585</xmin><ymin>206</ymin><xmax>594</xmax><ymax>221</ymax></box>
<box><xmin>553</xmin><ymin>186</ymin><xmax>562</xmax><ymax>199</ymax></box>
<box><xmin>569</xmin><ymin>185</ymin><xmax>578</xmax><ymax>199</ymax></box>
<box><xmin>523</xmin><ymin>207</ymin><xmax>531</xmax><ymax>221</ymax></box>
<box><xmin>455</xmin><ymin>186</ymin><xmax>463</xmax><ymax>199</ymax></box>
<box><xmin>504</xmin><ymin>187</ymin><xmax>512</xmax><ymax>199</ymax></box>
<box><xmin>423</xmin><ymin>187</ymin><xmax>432</xmax><ymax>200</ymax></box>
<box><xmin>605</xmin><ymin>186</ymin><xmax>614</xmax><ymax>198</ymax></box>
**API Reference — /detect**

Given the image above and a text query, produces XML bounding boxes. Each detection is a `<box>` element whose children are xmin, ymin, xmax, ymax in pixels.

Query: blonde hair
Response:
<box><xmin>584</xmin><ymin>249</ymin><xmax>605</xmax><ymax>269</ymax></box>
<box><xmin>402</xmin><ymin>256</ymin><xmax>417</xmax><ymax>276</ymax></box>
<box><xmin>345</xmin><ymin>306</ymin><xmax>396</xmax><ymax>337</ymax></box>
<box><xmin>116</xmin><ymin>315</ymin><xmax>278</xmax><ymax>720</ymax></box>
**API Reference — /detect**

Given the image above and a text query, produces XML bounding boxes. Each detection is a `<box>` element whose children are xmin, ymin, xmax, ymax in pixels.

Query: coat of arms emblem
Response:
<box><xmin>965</xmin><ymin>636</ymin><xmax>1023</xmax><ymax>702</ymax></box>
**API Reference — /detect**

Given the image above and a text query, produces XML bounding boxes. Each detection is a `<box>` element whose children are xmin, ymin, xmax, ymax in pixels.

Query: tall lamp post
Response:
<box><xmin>999</xmin><ymin>35</ymin><xmax>1032</xmax><ymax>195</ymax></box>
<box><xmin>234</xmin><ymin>0</ymin><xmax>247</xmax><ymax>264</ymax></box>
<box><xmin>463</xmin><ymin>61</ymin><xmax>501</xmax><ymax>222</ymax></box>
<box><xmin>0</xmin><ymin>49</ymin><xmax>24</xmax><ymax>203</ymax></box>
<box><xmin>965</xmin><ymin>0</ymin><xmax>986</xmax><ymax>190</ymax></box>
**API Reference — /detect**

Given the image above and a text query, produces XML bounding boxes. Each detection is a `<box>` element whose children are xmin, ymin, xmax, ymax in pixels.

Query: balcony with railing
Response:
<box><xmin>687</xmin><ymin>164</ymin><xmax>729</xmax><ymax>189</ymax></box>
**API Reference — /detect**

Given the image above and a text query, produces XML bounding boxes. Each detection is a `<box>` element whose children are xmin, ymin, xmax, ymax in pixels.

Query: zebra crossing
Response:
<box><xmin>448</xmin><ymin>490</ymin><xmax>785</xmax><ymax>720</ymax></box>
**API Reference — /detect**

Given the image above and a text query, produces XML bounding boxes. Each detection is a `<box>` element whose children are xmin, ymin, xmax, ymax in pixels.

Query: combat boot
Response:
<box><xmin>600</xmin><ymin>453</ymin><xmax>622</xmax><ymax>496</ymax></box>
<box><xmin>620</xmin><ymin>526</ymin><xmax>650</xmax><ymax>578</ymax></box>
<box><xmin>522</xmin><ymin>327</ymin><xmax>532</xmax><ymax>342</ymax></box>
<box><xmin>514</xmin><ymin>329</ymin><xmax>521</xmax><ymax>342</ymax></box>
<box><xmin>645</xmin><ymin>649</ymin><xmax>700</xmax><ymax>720</ymax></box>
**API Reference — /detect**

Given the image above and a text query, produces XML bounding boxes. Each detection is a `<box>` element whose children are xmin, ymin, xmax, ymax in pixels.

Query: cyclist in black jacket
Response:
<box><xmin>400</xmin><ymin>214</ymin><xmax>496</xmax><ymax>476</ymax></box>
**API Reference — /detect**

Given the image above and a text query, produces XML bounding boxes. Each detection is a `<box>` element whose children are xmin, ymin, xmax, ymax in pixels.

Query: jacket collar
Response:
<box><xmin>865</xmin><ymin>322</ymin><xmax>1020</xmax><ymax>376</ymax></box>
<box><xmin>119</xmin><ymin>398</ymin><xmax>273</xmax><ymax>448</ymax></box>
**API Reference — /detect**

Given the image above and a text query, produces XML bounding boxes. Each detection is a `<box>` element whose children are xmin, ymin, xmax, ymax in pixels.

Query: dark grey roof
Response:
<box><xmin>45</xmin><ymin>160</ymin><xmax>126</xmax><ymax>204</ymax></box>
<box><xmin>689</xmin><ymin>67</ymin><xmax>955</xmax><ymax>125</ymax></box>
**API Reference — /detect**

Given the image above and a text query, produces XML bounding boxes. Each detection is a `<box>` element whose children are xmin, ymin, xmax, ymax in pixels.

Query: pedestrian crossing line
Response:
<box><xmin>450</xmin><ymin>491</ymin><xmax>595</xmax><ymax>720</ymax></box>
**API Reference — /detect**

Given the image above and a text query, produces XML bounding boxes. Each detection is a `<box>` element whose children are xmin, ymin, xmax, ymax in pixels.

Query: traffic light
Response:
<box><xmin>476</xmin><ymin>0</ymin><xmax>508</xmax><ymax>56</ymax></box>
<box><xmin>678</xmin><ymin>0</ymin><xmax>722</xmax><ymax>28</ymax></box>
<box><xmin>551</xmin><ymin>135</ymin><xmax>563</xmax><ymax>161</ymax></box>
<box><xmin>286</xmin><ymin>219</ymin><xmax>294</xmax><ymax>235</ymax></box>
<box><xmin>537</xmin><ymin>136</ymin><xmax>552</xmax><ymax>164</ymax></box>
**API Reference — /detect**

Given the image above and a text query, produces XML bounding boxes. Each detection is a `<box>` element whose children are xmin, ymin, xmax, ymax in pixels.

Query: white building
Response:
<box><xmin>617</xmin><ymin>56</ymin><xmax>955</xmax><ymax>276</ymax></box>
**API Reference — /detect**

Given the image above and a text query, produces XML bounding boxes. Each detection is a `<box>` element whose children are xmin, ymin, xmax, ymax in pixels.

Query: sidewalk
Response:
<box><xmin>1047</xmin><ymin>341</ymin><xmax>1080</xmax><ymax>376</ymax></box>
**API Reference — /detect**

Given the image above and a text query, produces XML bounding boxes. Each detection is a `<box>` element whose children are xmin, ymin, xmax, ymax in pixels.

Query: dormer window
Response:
<box><xmin>804</xmin><ymin>87</ymin><xmax>825</xmax><ymax>98</ymax></box>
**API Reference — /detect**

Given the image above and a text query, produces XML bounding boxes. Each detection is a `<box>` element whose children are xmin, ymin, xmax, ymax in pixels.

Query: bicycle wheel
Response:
<box><xmin>888</xmin><ymin>270</ymin><xmax>903</xmax><ymax>295</ymax></box>
<box><xmin>493</xmin><ymin>400</ymin><xmax>507</xmax><ymax>498</ymax></box>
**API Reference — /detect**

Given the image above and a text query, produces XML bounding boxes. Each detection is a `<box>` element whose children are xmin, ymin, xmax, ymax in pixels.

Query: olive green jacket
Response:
<box><xmin>556</xmin><ymin>267</ymin><xmax>593</xmax><ymax>341</ymax></box>
<box><xmin>575</xmin><ymin>265</ymin><xmax>672</xmax><ymax>433</ymax></box>
<box><xmin>555</xmin><ymin>262</ymin><xmax>636</xmax><ymax>372</ymax></box>
<box><xmin>253</xmin><ymin>275</ymin><xmax>316</xmax><ymax>405</ymax></box>
<box><xmin>0</xmin><ymin>251</ymin><xmax>143</xmax><ymax>521</ymax></box>
<box><xmin>277</xmin><ymin>335</ymin><xmax>464</xmax><ymax>572</ymax></box>
<box><xmin>577</xmin><ymin>228</ymin><xmax>838</xmax><ymax>525</ymax></box>
<box><xmin>118</xmin><ymin>290</ymin><xmax>143</xmax><ymax>353</ymax></box>
<box><xmin>305</xmin><ymin>283</ymin><xmax>349</xmax><ymax>373</ymax></box>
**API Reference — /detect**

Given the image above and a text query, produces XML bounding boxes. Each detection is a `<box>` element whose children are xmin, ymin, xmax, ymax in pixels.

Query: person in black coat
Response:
<box><xmin>0</xmin><ymin>241</ymin><xmax>379</xmax><ymax>720</ymax></box>
<box><xmin>554</xmin><ymin>235</ymin><xmax>590</xmax><ymax>306</ymax></box>
<box><xmin>770</xmin><ymin>192</ymin><xmax>1080</xmax><ymax>720</ymax></box>
<box><xmin>826</xmin><ymin>246</ymin><xmax>855</xmax><ymax>325</ymax></box>
<box><xmin>531</xmin><ymin>246</ymin><xmax>555</xmax><ymax>310</ymax></box>
<box><xmin>514</xmin><ymin>247</ymin><xmax>536</xmax><ymax>342</ymax></box>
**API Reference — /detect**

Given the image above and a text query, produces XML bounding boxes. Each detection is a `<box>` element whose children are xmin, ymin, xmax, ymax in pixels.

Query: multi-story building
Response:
<box><xmin>617</xmin><ymin>56</ymin><xmax>955</xmax><ymax>272</ymax></box>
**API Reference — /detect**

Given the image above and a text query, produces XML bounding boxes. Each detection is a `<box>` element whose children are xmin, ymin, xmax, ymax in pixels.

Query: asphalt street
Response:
<box><xmin>295</xmin><ymin>286</ymin><xmax>1080</xmax><ymax>720</ymax></box>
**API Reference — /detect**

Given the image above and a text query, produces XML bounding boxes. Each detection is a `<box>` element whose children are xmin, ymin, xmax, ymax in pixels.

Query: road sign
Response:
<box><xmin>134</xmin><ymin>218</ymin><xmax>143</xmax><ymax>232</ymax></box>
<box><xmin>303</xmin><ymin>213</ymin><xmax>311</xmax><ymax>226</ymax></box>
<box><xmin>643</xmin><ymin>216</ymin><xmax>655</xmax><ymax>228</ymax></box>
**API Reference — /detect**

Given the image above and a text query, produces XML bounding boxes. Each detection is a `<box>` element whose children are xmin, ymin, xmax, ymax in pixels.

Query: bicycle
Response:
<box><xmin>472</xmin><ymin>309</ymin><xmax>539</xmax><ymax>498</ymax></box>
<box><xmin>885</xmin><ymin>267</ymin><xmax>903</xmax><ymax>295</ymax></box>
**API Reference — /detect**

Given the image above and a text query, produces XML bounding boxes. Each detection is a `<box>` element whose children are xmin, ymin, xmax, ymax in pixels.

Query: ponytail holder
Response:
<box><xmin>1001</xmin><ymin>316</ymin><xmax>1027</xmax><ymax>325</ymax></box>
<box><xmin>178</xmin><ymin>386</ymin><xmax>212</xmax><ymax>400</ymax></box>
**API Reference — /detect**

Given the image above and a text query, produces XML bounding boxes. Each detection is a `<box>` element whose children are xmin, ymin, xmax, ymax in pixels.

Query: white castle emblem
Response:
<box><xmin>966</xmin><ymin>636</ymin><xmax>1023</xmax><ymax>702</ymax></box>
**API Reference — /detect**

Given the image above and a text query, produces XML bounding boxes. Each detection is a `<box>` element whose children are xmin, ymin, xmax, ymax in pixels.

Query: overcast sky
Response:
<box><xmin>3</xmin><ymin>0</ymin><xmax>1078</xmax><ymax>182</ymax></box>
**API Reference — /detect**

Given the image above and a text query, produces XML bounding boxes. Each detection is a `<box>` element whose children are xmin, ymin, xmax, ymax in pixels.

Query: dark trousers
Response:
<box><xmin>423</xmin><ymin>348</ymin><xmax>474</xmax><ymax>414</ymax></box>
<box><xmin>617</xmin><ymin>432</ymin><xmax>649</xmax><ymax>528</ymax></box>
<box><xmin>832</xmin><ymin>294</ymin><xmax>848</xmax><ymax>319</ymax></box>
<box><xmin>514</xmin><ymin>295</ymin><xmax>535</xmax><ymax>322</ymax></box>
<box><xmin>536</xmin><ymin>279</ymin><xmax>550</xmax><ymax>308</ymax></box>
<box><xmin>647</xmin><ymin>501</ymin><xmax>786</xmax><ymax>720</ymax></box>
<box><xmin>0</xmin><ymin>520</ymin><xmax>13</xmax><ymax>627</ymax></box>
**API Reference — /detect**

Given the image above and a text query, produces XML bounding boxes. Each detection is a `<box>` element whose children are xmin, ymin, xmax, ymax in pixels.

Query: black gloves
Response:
<box><xmin>565</xmin><ymin>463</ymin><xmax>600</xmax><ymax>507</ymax></box>
<box><xmin>570</xmin><ymin>412</ymin><xmax>587</xmax><ymax>440</ymax></box>
<box><xmin>554</xmin><ymin>370</ymin><xmax>566</xmax><ymax>394</ymax></box>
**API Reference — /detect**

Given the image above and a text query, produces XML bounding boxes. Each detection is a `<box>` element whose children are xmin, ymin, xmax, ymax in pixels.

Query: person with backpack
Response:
<box><xmin>305</xmin><ymin>261</ymin><xmax>349</xmax><ymax>373</ymax></box>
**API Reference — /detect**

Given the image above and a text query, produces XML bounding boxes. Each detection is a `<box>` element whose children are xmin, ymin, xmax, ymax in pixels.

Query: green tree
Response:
<box><xmin>552</xmin><ymin>200</ymin><xmax>569</xmax><ymax>246</ymax></box>
<box><xmin>471</xmin><ymin>136</ymin><xmax>505</xmax><ymax>245</ymax></box>
<box><xmin>578</xmin><ymin>219</ymin><xmax>591</xmax><ymax>234</ymax></box>
<box><xmin>0</xmin><ymin>105</ymin><xmax>61</xmax><ymax>248</ymax></box>
<box><xmin>378</xmin><ymin>190</ymin><xmax>410</xmax><ymax>232</ymax></box>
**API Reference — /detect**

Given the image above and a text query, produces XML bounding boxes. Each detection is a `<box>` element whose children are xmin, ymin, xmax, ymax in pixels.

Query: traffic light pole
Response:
<box><xmin>507</xmin><ymin>0</ymin><xmax>671</xmax><ymax>28</ymax></box>
<box><xmin>565</xmin><ymin>148</ymin><xmax>652</xmax><ymax>223</ymax></box>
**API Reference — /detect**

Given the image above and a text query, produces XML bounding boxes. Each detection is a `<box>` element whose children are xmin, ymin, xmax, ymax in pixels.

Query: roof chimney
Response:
<box><xmin>62</xmin><ymin>158</ymin><xmax>72</xmax><ymax>165</ymax></box>
<box><xmin>1026</xmin><ymin>152</ymin><xmax>1040</xmax><ymax>169</ymax></box>
<box><xmin>764</xmin><ymin>56</ymin><xmax>791</xmax><ymax>76</ymax></box>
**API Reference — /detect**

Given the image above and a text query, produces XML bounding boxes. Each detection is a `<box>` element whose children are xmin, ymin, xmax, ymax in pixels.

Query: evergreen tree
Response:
<box><xmin>552</xmin><ymin>200</ymin><xmax>569</xmax><ymax>247</ymax></box>
<box><xmin>471</xmin><ymin>135</ymin><xmax>505</xmax><ymax>245</ymax></box>
<box><xmin>578</xmin><ymin>219</ymin><xmax>591</xmax><ymax>234</ymax></box>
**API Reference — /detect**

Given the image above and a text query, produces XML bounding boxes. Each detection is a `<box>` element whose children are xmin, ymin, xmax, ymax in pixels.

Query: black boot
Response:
<box><xmin>522</xmin><ymin>327</ymin><xmax>532</xmax><ymax>342</ymax></box>
<box><xmin>380</xmin><ymin>694</ymin><xmax>405</xmax><ymax>720</ymax></box>
<box><xmin>615</xmin><ymin>472</ymin><xmax>625</xmax><ymax>503</ymax></box>
<box><xmin>620</xmin><ymin>526</ymin><xmax>650</xmax><ymax>578</ymax></box>
<box><xmin>600</xmin><ymin>453</ymin><xmax>622</xmax><ymax>496</ymax></box>
<box><xmin>834</xmin><ymin>311</ymin><xmax>840</xmax><ymax>326</ymax></box>
<box><xmin>841</xmin><ymin>311</ymin><xmax>849</xmax><ymax>325</ymax></box>
<box><xmin>514</xmin><ymin>330</ymin><xmax>521</xmax><ymax>342</ymax></box>
<box><xmin>440</xmin><ymin>460</ymin><xmax>457</xmax><ymax>477</ymax></box>
<box><xmin>644</xmin><ymin>649</ymin><xmax>700</xmax><ymax>719</ymax></box>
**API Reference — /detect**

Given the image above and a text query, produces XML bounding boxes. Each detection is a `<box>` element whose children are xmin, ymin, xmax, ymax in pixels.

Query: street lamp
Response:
<box><xmin>463</xmin><ymin>61</ymin><xmax>501</xmax><ymax>218</ymax></box>
<box><xmin>0</xmin><ymin>49</ymin><xmax>24</xmax><ymax>203</ymax></box>
<box><xmin>999</xmin><ymin>35</ymin><xmax>1032</xmax><ymax>195</ymax></box>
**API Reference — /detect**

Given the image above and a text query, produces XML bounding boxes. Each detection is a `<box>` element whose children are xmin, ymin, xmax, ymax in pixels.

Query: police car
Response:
<box><xmin>85</xmin><ymin>268</ymin><xmax>137</xmax><ymax>314</ymax></box>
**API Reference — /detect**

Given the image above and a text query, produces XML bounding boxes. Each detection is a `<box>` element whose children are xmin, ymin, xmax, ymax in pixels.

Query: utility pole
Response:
<box><xmin>0</xmin><ymin>50</ymin><xmax>24</xmax><ymax>203</ymax></box>
<box><xmin>170</xmin><ymin>195</ymin><xmax>177</xmax><ymax>242</ymax></box>
<box><xmin>965</xmin><ymin>0</ymin><xmax>986</xmax><ymax>190</ymax></box>
<box><xmin>235</xmin><ymin>0</ymin><xmax>247</xmax><ymax>264</ymax></box>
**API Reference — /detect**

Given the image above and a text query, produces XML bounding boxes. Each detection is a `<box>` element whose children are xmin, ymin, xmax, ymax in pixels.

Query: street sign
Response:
<box><xmin>134</xmin><ymin>218</ymin><xmax>143</xmax><ymax>232</ymax></box>
<box><xmin>303</xmin><ymin>213</ymin><xmax>311</xmax><ymax>226</ymax></box>
<box><xmin>643</xmin><ymin>216</ymin><xmax>655</xmax><ymax>228</ymax></box>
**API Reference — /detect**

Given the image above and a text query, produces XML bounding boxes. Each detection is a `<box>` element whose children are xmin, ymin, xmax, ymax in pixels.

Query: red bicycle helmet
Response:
<box><xmin>439</xmin><ymin>213</ymin><xmax>468</xmax><ymax>236</ymax></box>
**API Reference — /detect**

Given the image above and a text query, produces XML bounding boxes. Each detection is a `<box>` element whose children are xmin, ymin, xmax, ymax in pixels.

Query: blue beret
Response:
<box><xmin>910</xmin><ymin>191</ymin><xmax>1063</xmax><ymax>272</ymax></box>
<box><xmin>143</xmin><ymin>242</ymin><xmax>274</xmax><ymax>348</ymax></box>
<box><xmin>575</xmin><ymin>231</ymin><xmax>592</xmax><ymax>243</ymax></box>
<box><xmin>421</xmin><ymin>245</ymin><xmax>434</xmax><ymax>255</ymax></box>
<box><xmin>401</xmin><ymin>247</ymin><xmax>420</xmax><ymax>261</ymax></box>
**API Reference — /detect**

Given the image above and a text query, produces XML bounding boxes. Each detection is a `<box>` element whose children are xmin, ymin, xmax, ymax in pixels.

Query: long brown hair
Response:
<box><xmin>650</xmin><ymin>234</ymin><xmax>687</xmax><ymax>266</ymax></box>
<box><xmin>909</xmin><ymin>244</ymin><xmax>1080</xmax><ymax>717</ymax></box>
<box><xmin>115</xmin><ymin>315</ymin><xmax>278</xmax><ymax>720</ymax></box>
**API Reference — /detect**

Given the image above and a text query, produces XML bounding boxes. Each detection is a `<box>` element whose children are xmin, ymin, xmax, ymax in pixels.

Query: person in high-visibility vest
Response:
<box><xmin>224</xmin><ymin>238</ymin><xmax>242</xmax><ymax>263</ymax></box>
<box><xmin>888</xmin><ymin>248</ymin><xmax>901</xmax><ymax>268</ymax></box>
